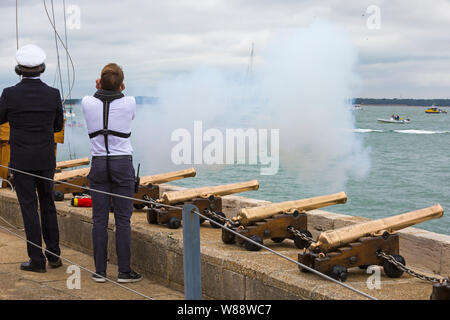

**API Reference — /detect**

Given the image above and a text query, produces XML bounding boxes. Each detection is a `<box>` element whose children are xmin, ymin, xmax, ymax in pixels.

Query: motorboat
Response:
<box><xmin>425</xmin><ymin>107</ymin><xmax>447</xmax><ymax>114</ymax></box>
<box><xmin>377</xmin><ymin>117</ymin><xmax>410</xmax><ymax>124</ymax></box>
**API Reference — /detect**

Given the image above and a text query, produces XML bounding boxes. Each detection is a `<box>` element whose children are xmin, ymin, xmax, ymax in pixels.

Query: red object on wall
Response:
<box><xmin>71</xmin><ymin>197</ymin><xmax>92</xmax><ymax>207</ymax></box>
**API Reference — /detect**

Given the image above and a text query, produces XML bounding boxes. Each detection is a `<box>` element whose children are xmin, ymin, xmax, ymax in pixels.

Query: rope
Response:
<box><xmin>50</xmin><ymin>0</ymin><xmax>65</xmax><ymax>100</ymax></box>
<box><xmin>42</xmin><ymin>0</ymin><xmax>76</xmax><ymax>106</ymax></box>
<box><xmin>0</xmin><ymin>219</ymin><xmax>153</xmax><ymax>300</ymax></box>
<box><xmin>0</xmin><ymin>163</ymin><xmax>377</xmax><ymax>300</ymax></box>
<box><xmin>15</xmin><ymin>0</ymin><xmax>19</xmax><ymax>50</ymax></box>
<box><xmin>62</xmin><ymin>0</ymin><xmax>74</xmax><ymax>160</ymax></box>
<box><xmin>45</xmin><ymin>0</ymin><xmax>75</xmax><ymax>160</ymax></box>
<box><xmin>10</xmin><ymin>2</ymin><xmax>147</xmax><ymax>299</ymax></box>
<box><xmin>62</xmin><ymin>0</ymin><xmax>71</xmax><ymax>102</ymax></box>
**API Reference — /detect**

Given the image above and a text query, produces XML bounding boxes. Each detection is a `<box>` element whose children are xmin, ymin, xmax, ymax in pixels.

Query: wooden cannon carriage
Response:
<box><xmin>132</xmin><ymin>168</ymin><xmax>196</xmax><ymax>209</ymax></box>
<box><xmin>298</xmin><ymin>204</ymin><xmax>444</xmax><ymax>282</ymax></box>
<box><xmin>221</xmin><ymin>192</ymin><xmax>347</xmax><ymax>251</ymax></box>
<box><xmin>147</xmin><ymin>180</ymin><xmax>260</xmax><ymax>229</ymax></box>
<box><xmin>53</xmin><ymin>166</ymin><xmax>196</xmax><ymax>209</ymax></box>
<box><xmin>0</xmin><ymin>123</ymin><xmax>65</xmax><ymax>187</ymax></box>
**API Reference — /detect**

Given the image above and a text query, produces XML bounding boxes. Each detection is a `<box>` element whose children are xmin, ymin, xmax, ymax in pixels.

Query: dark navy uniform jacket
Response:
<box><xmin>0</xmin><ymin>78</ymin><xmax>64</xmax><ymax>171</ymax></box>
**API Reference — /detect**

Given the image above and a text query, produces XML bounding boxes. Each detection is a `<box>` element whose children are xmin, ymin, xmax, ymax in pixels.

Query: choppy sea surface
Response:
<box><xmin>58</xmin><ymin>104</ymin><xmax>450</xmax><ymax>235</ymax></box>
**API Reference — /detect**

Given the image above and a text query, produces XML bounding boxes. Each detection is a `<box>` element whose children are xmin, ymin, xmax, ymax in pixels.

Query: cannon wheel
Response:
<box><xmin>383</xmin><ymin>254</ymin><xmax>405</xmax><ymax>278</ymax></box>
<box><xmin>271</xmin><ymin>237</ymin><xmax>285</xmax><ymax>243</ymax></box>
<box><xmin>329</xmin><ymin>265</ymin><xmax>348</xmax><ymax>282</ymax></box>
<box><xmin>244</xmin><ymin>235</ymin><xmax>263</xmax><ymax>252</ymax></box>
<box><xmin>222</xmin><ymin>229</ymin><xmax>236</xmax><ymax>244</ymax></box>
<box><xmin>167</xmin><ymin>217</ymin><xmax>181</xmax><ymax>229</ymax></box>
<box><xmin>293</xmin><ymin>230</ymin><xmax>313</xmax><ymax>249</ymax></box>
<box><xmin>358</xmin><ymin>265</ymin><xmax>369</xmax><ymax>270</ymax></box>
<box><xmin>54</xmin><ymin>190</ymin><xmax>64</xmax><ymax>201</ymax></box>
<box><xmin>210</xmin><ymin>212</ymin><xmax>226</xmax><ymax>228</ymax></box>
<box><xmin>300</xmin><ymin>265</ymin><xmax>311</xmax><ymax>273</ymax></box>
<box><xmin>146</xmin><ymin>209</ymin><xmax>158</xmax><ymax>224</ymax></box>
<box><xmin>134</xmin><ymin>203</ymin><xmax>146</xmax><ymax>210</ymax></box>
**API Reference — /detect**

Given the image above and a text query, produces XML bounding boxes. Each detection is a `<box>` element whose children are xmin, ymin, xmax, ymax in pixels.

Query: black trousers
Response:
<box><xmin>14</xmin><ymin>169</ymin><xmax>60</xmax><ymax>268</ymax></box>
<box><xmin>88</xmin><ymin>156</ymin><xmax>135</xmax><ymax>274</ymax></box>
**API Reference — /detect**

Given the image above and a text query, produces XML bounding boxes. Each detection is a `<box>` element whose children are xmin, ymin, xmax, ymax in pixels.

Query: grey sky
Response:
<box><xmin>2</xmin><ymin>0</ymin><xmax>450</xmax><ymax>98</ymax></box>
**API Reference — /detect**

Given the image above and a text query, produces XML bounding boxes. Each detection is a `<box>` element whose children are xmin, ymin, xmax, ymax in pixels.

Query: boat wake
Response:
<box><xmin>352</xmin><ymin>129</ymin><xmax>383</xmax><ymax>133</ymax></box>
<box><xmin>353</xmin><ymin>129</ymin><xmax>450</xmax><ymax>135</ymax></box>
<box><xmin>393</xmin><ymin>129</ymin><xmax>450</xmax><ymax>135</ymax></box>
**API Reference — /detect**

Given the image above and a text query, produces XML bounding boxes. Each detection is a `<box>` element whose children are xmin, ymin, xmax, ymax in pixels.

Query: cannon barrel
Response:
<box><xmin>54</xmin><ymin>167</ymin><xmax>90</xmax><ymax>181</ymax></box>
<box><xmin>235</xmin><ymin>192</ymin><xmax>347</xmax><ymax>226</ymax></box>
<box><xmin>56</xmin><ymin>157</ymin><xmax>90</xmax><ymax>170</ymax></box>
<box><xmin>310</xmin><ymin>204</ymin><xmax>444</xmax><ymax>251</ymax></box>
<box><xmin>139</xmin><ymin>168</ymin><xmax>196</xmax><ymax>185</ymax></box>
<box><xmin>159</xmin><ymin>179</ymin><xmax>259</xmax><ymax>204</ymax></box>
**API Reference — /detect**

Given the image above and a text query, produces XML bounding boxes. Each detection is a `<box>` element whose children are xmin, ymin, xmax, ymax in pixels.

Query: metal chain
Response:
<box><xmin>0</xmin><ymin>164</ymin><xmax>378</xmax><ymax>300</ymax></box>
<box><xmin>204</xmin><ymin>209</ymin><xmax>237</xmax><ymax>226</ymax></box>
<box><xmin>287</xmin><ymin>226</ymin><xmax>317</xmax><ymax>244</ymax></box>
<box><xmin>377</xmin><ymin>250</ymin><xmax>447</xmax><ymax>283</ymax></box>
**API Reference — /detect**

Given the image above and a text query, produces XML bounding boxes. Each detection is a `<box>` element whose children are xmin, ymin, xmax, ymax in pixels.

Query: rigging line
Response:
<box><xmin>0</xmin><ymin>220</ymin><xmax>153</xmax><ymax>300</ymax></box>
<box><xmin>50</xmin><ymin>0</ymin><xmax>65</xmax><ymax>100</ymax></box>
<box><xmin>0</xmin><ymin>163</ymin><xmax>377</xmax><ymax>300</ymax></box>
<box><xmin>62</xmin><ymin>0</ymin><xmax>75</xmax><ymax>161</ymax></box>
<box><xmin>42</xmin><ymin>0</ymin><xmax>75</xmax><ymax>106</ymax></box>
<box><xmin>62</xmin><ymin>0</ymin><xmax>71</xmax><ymax>103</ymax></box>
<box><xmin>15</xmin><ymin>0</ymin><xmax>19</xmax><ymax>50</ymax></box>
<box><xmin>52</xmin><ymin>66</ymin><xmax>59</xmax><ymax>87</ymax></box>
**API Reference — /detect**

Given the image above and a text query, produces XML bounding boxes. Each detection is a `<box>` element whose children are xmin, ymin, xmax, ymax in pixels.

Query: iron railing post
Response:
<box><xmin>182</xmin><ymin>204</ymin><xmax>202</xmax><ymax>300</ymax></box>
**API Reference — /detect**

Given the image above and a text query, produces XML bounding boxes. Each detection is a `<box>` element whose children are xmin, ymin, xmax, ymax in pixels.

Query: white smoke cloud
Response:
<box><xmin>135</xmin><ymin>21</ymin><xmax>371</xmax><ymax>190</ymax></box>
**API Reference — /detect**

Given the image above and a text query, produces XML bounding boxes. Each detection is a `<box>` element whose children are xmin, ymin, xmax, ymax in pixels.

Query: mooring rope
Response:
<box><xmin>0</xmin><ymin>163</ymin><xmax>377</xmax><ymax>300</ymax></box>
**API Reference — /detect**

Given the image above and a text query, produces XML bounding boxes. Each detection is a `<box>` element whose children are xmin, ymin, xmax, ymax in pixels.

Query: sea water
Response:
<box><xmin>58</xmin><ymin>104</ymin><xmax>450</xmax><ymax>235</ymax></box>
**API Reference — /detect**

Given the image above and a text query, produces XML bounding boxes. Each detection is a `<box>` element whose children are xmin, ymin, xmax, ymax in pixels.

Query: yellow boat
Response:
<box><xmin>425</xmin><ymin>106</ymin><xmax>447</xmax><ymax>114</ymax></box>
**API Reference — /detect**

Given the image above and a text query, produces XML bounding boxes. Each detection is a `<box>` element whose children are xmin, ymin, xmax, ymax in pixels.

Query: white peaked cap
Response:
<box><xmin>15</xmin><ymin>44</ymin><xmax>46</xmax><ymax>67</ymax></box>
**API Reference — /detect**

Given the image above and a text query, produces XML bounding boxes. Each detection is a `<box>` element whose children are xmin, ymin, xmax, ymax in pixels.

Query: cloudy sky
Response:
<box><xmin>2</xmin><ymin>0</ymin><xmax>450</xmax><ymax>99</ymax></box>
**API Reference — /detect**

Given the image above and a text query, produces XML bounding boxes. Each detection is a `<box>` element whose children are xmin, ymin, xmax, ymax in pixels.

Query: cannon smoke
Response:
<box><xmin>134</xmin><ymin>21</ymin><xmax>371</xmax><ymax>193</ymax></box>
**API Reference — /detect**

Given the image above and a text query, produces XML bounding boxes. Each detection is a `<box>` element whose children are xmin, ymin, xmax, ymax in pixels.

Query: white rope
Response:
<box><xmin>0</xmin><ymin>163</ymin><xmax>377</xmax><ymax>300</ymax></box>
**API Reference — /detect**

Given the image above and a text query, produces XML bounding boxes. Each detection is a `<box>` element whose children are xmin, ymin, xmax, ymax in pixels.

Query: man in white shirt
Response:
<box><xmin>82</xmin><ymin>63</ymin><xmax>142</xmax><ymax>283</ymax></box>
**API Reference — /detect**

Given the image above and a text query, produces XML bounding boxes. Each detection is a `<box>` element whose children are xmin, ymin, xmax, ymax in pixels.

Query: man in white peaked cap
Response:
<box><xmin>0</xmin><ymin>44</ymin><xmax>64</xmax><ymax>273</ymax></box>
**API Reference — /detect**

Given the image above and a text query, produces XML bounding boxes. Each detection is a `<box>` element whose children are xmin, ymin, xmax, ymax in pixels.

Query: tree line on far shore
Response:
<box><xmin>353</xmin><ymin>98</ymin><xmax>450</xmax><ymax>106</ymax></box>
<box><xmin>64</xmin><ymin>97</ymin><xmax>449</xmax><ymax>107</ymax></box>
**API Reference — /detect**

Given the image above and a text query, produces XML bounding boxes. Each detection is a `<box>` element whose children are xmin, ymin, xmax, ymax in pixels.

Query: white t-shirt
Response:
<box><xmin>82</xmin><ymin>95</ymin><xmax>136</xmax><ymax>156</ymax></box>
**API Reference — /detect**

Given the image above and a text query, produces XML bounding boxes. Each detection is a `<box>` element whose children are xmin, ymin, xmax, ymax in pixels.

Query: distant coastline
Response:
<box><xmin>64</xmin><ymin>96</ymin><xmax>158</xmax><ymax>105</ymax></box>
<box><xmin>353</xmin><ymin>98</ymin><xmax>450</xmax><ymax>107</ymax></box>
<box><xmin>63</xmin><ymin>96</ymin><xmax>449</xmax><ymax>107</ymax></box>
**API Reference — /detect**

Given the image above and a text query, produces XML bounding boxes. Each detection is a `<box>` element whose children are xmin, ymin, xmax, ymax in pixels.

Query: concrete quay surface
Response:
<box><xmin>0</xmin><ymin>187</ymin><xmax>448</xmax><ymax>300</ymax></box>
<box><xmin>0</xmin><ymin>222</ymin><xmax>183</xmax><ymax>300</ymax></box>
